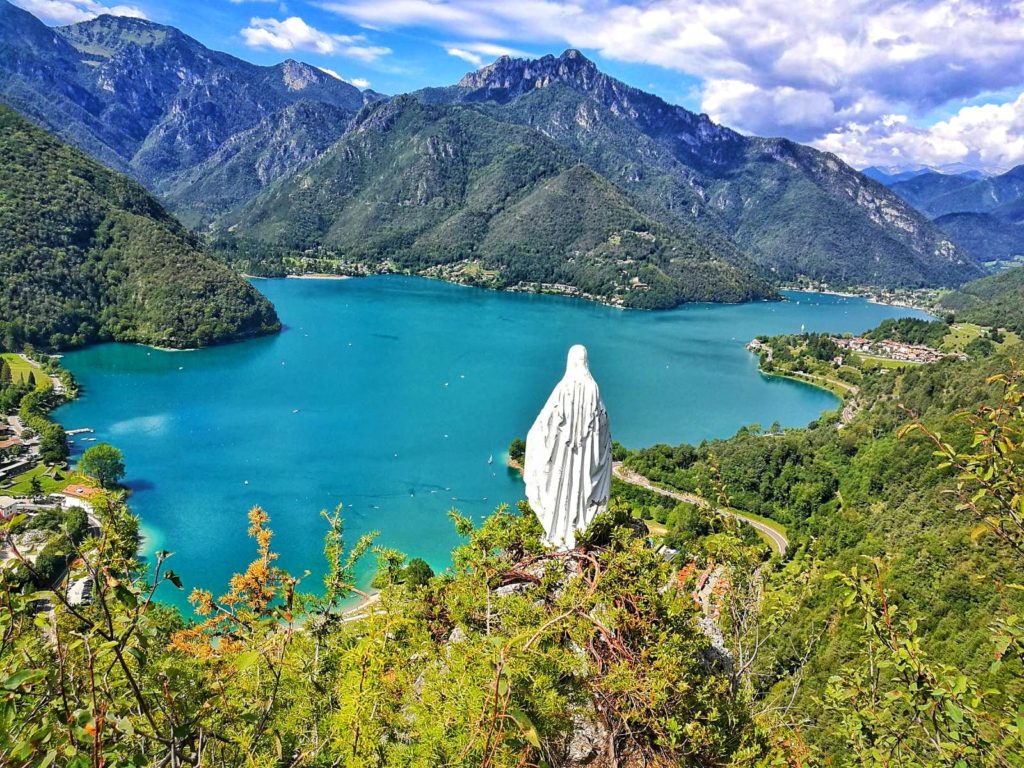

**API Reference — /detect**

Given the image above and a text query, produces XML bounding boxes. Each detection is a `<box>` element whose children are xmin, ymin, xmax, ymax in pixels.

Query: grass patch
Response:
<box><xmin>1</xmin><ymin>353</ymin><xmax>47</xmax><ymax>389</ymax></box>
<box><xmin>4</xmin><ymin>465</ymin><xmax>94</xmax><ymax>495</ymax></box>
<box><xmin>942</xmin><ymin>323</ymin><xmax>1021</xmax><ymax>353</ymax></box>
<box><xmin>942</xmin><ymin>323</ymin><xmax>985</xmax><ymax>352</ymax></box>
<box><xmin>642</xmin><ymin>518</ymin><xmax>668</xmax><ymax>537</ymax></box>
<box><xmin>766</xmin><ymin>369</ymin><xmax>851</xmax><ymax>399</ymax></box>
<box><xmin>858</xmin><ymin>354</ymin><xmax>917</xmax><ymax>369</ymax></box>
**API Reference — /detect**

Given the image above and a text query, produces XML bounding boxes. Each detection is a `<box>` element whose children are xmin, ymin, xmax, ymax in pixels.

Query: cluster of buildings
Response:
<box><xmin>0</xmin><ymin>415</ymin><xmax>37</xmax><ymax>484</ymax></box>
<box><xmin>0</xmin><ymin>418</ymin><xmax>21</xmax><ymax>452</ymax></box>
<box><xmin>0</xmin><ymin>485</ymin><xmax>100</xmax><ymax>521</ymax></box>
<box><xmin>831</xmin><ymin>336</ymin><xmax>963</xmax><ymax>364</ymax></box>
<box><xmin>1</xmin><ymin>486</ymin><xmax>102</xmax><ymax>605</ymax></box>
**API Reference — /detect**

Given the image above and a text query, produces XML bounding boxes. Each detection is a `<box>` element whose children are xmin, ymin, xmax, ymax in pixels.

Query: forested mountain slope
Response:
<box><xmin>228</xmin><ymin>96</ymin><xmax>775</xmax><ymax>307</ymax></box>
<box><xmin>938</xmin><ymin>263</ymin><xmax>1024</xmax><ymax>334</ymax></box>
<box><xmin>419</xmin><ymin>50</ymin><xmax>978</xmax><ymax>288</ymax></box>
<box><xmin>0</xmin><ymin>105</ymin><xmax>279</xmax><ymax>350</ymax></box>
<box><xmin>625</xmin><ymin>330</ymin><xmax>1024</xmax><ymax>764</ymax></box>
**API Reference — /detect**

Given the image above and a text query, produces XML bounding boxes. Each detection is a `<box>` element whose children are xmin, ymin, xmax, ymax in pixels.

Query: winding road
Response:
<box><xmin>613</xmin><ymin>464</ymin><xmax>790</xmax><ymax>556</ymax></box>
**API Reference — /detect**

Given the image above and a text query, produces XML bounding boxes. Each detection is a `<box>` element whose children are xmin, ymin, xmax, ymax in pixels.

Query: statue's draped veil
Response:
<box><xmin>523</xmin><ymin>344</ymin><xmax>612</xmax><ymax>549</ymax></box>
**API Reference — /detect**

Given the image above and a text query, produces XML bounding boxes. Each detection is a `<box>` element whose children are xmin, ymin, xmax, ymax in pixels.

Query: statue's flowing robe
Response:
<box><xmin>524</xmin><ymin>346</ymin><xmax>611</xmax><ymax>549</ymax></box>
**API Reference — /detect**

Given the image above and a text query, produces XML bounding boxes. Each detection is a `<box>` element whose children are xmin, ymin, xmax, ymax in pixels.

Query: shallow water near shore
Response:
<box><xmin>55</xmin><ymin>276</ymin><xmax>930</xmax><ymax>610</ymax></box>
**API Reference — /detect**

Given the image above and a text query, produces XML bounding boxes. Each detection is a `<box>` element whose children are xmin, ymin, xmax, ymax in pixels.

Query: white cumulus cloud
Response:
<box><xmin>12</xmin><ymin>0</ymin><xmax>146</xmax><ymax>24</ymax></box>
<box><xmin>316</xmin><ymin>66</ymin><xmax>371</xmax><ymax>89</ymax></box>
<box><xmin>318</xmin><ymin>0</ymin><xmax>1024</xmax><ymax>171</ymax></box>
<box><xmin>241</xmin><ymin>16</ymin><xmax>390</xmax><ymax>61</ymax></box>
<box><xmin>445</xmin><ymin>40</ymin><xmax>533</xmax><ymax>66</ymax></box>
<box><xmin>446</xmin><ymin>47</ymin><xmax>482</xmax><ymax>65</ymax></box>
<box><xmin>815</xmin><ymin>93</ymin><xmax>1024</xmax><ymax>171</ymax></box>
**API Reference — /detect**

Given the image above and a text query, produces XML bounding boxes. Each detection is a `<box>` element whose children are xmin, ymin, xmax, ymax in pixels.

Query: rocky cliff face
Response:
<box><xmin>457</xmin><ymin>49</ymin><xmax>734</xmax><ymax>156</ymax></box>
<box><xmin>165</xmin><ymin>100</ymin><xmax>354</xmax><ymax>226</ymax></box>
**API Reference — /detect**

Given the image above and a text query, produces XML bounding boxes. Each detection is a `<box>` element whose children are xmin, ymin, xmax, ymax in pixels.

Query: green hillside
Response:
<box><xmin>0</xmin><ymin>104</ymin><xmax>279</xmax><ymax>351</ymax></box>
<box><xmin>938</xmin><ymin>263</ymin><xmax>1024</xmax><ymax>334</ymax></box>
<box><xmin>229</xmin><ymin>97</ymin><xmax>775</xmax><ymax>308</ymax></box>
<box><xmin>435</xmin><ymin>52</ymin><xmax>980</xmax><ymax>289</ymax></box>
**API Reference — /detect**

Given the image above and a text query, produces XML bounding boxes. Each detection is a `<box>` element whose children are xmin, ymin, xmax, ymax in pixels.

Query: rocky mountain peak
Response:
<box><xmin>453</xmin><ymin>47</ymin><xmax>731</xmax><ymax>151</ymax></box>
<box><xmin>457</xmin><ymin>48</ymin><xmax>603</xmax><ymax>99</ymax></box>
<box><xmin>278</xmin><ymin>59</ymin><xmax>326</xmax><ymax>91</ymax></box>
<box><xmin>57</xmin><ymin>14</ymin><xmax>191</xmax><ymax>57</ymax></box>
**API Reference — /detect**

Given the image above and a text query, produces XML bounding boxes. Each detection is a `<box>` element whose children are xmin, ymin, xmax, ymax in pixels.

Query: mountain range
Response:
<box><xmin>0</xmin><ymin>0</ymin><xmax>988</xmax><ymax>316</ymax></box>
<box><xmin>877</xmin><ymin>165</ymin><xmax>1024</xmax><ymax>264</ymax></box>
<box><xmin>861</xmin><ymin>164</ymin><xmax>992</xmax><ymax>186</ymax></box>
<box><xmin>0</xmin><ymin>1</ymin><xmax>379</xmax><ymax>217</ymax></box>
<box><xmin>406</xmin><ymin>51</ymin><xmax>977</xmax><ymax>290</ymax></box>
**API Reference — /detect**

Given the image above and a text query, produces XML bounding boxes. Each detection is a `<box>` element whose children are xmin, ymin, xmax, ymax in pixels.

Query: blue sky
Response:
<box><xmin>14</xmin><ymin>0</ymin><xmax>1024</xmax><ymax>172</ymax></box>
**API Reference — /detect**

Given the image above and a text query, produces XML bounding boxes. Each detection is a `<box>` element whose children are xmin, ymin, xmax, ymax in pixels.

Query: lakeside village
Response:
<box><xmin>745</xmin><ymin>316</ymin><xmax>1014</xmax><ymax>409</ymax></box>
<box><xmin>779</xmin><ymin>278</ymin><xmax>944</xmax><ymax>312</ymax></box>
<box><xmin>748</xmin><ymin>333</ymin><xmax>966</xmax><ymax>368</ymax></box>
<box><xmin>0</xmin><ymin>350</ymin><xmax>116</xmax><ymax>606</ymax></box>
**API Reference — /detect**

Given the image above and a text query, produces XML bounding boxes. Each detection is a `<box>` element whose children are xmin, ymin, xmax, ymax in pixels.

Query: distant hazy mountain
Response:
<box><xmin>414</xmin><ymin>51</ymin><xmax>977</xmax><ymax>288</ymax></box>
<box><xmin>879</xmin><ymin>165</ymin><xmax>1024</xmax><ymax>262</ymax></box>
<box><xmin>862</xmin><ymin>164</ymin><xmax>990</xmax><ymax>185</ymax></box>
<box><xmin>228</xmin><ymin>96</ymin><xmax>775</xmax><ymax>308</ymax></box>
<box><xmin>887</xmin><ymin>171</ymin><xmax>981</xmax><ymax>211</ymax></box>
<box><xmin>0</xmin><ymin>0</ymin><xmax>378</xmax><ymax>221</ymax></box>
<box><xmin>0</xmin><ymin>105</ymin><xmax>278</xmax><ymax>351</ymax></box>
<box><xmin>861</xmin><ymin>167</ymin><xmax>932</xmax><ymax>185</ymax></box>
<box><xmin>920</xmin><ymin>166</ymin><xmax>1024</xmax><ymax>218</ymax></box>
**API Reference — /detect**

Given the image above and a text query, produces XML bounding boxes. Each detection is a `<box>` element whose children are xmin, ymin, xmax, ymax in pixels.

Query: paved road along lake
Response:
<box><xmin>56</xmin><ymin>276</ymin><xmax>930</xmax><ymax>609</ymax></box>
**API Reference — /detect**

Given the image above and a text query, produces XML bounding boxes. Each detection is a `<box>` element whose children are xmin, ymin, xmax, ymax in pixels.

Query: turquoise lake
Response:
<box><xmin>55</xmin><ymin>277</ymin><xmax>929</xmax><ymax>609</ymax></box>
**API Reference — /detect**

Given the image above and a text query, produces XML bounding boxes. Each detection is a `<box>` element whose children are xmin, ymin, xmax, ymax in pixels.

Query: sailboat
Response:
<box><xmin>487</xmin><ymin>454</ymin><xmax>493</xmax><ymax>465</ymax></box>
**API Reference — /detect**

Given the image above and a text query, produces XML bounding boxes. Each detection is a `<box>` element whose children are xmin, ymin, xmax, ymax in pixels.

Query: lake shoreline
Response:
<box><xmin>54</xmin><ymin>279</ymin><xmax>928</xmax><ymax>613</ymax></box>
<box><xmin>285</xmin><ymin>273</ymin><xmax>352</xmax><ymax>281</ymax></box>
<box><xmin>780</xmin><ymin>285</ymin><xmax>937</xmax><ymax>315</ymax></box>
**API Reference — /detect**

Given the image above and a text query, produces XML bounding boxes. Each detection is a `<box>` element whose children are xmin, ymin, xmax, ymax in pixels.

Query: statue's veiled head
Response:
<box><xmin>566</xmin><ymin>344</ymin><xmax>589</xmax><ymax>373</ymax></box>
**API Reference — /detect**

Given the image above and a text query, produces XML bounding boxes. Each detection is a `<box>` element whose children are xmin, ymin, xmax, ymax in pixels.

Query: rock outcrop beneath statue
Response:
<box><xmin>523</xmin><ymin>345</ymin><xmax>612</xmax><ymax>549</ymax></box>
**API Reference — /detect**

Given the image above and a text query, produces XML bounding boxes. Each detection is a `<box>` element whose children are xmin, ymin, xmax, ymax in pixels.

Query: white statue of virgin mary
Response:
<box><xmin>523</xmin><ymin>345</ymin><xmax>612</xmax><ymax>550</ymax></box>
